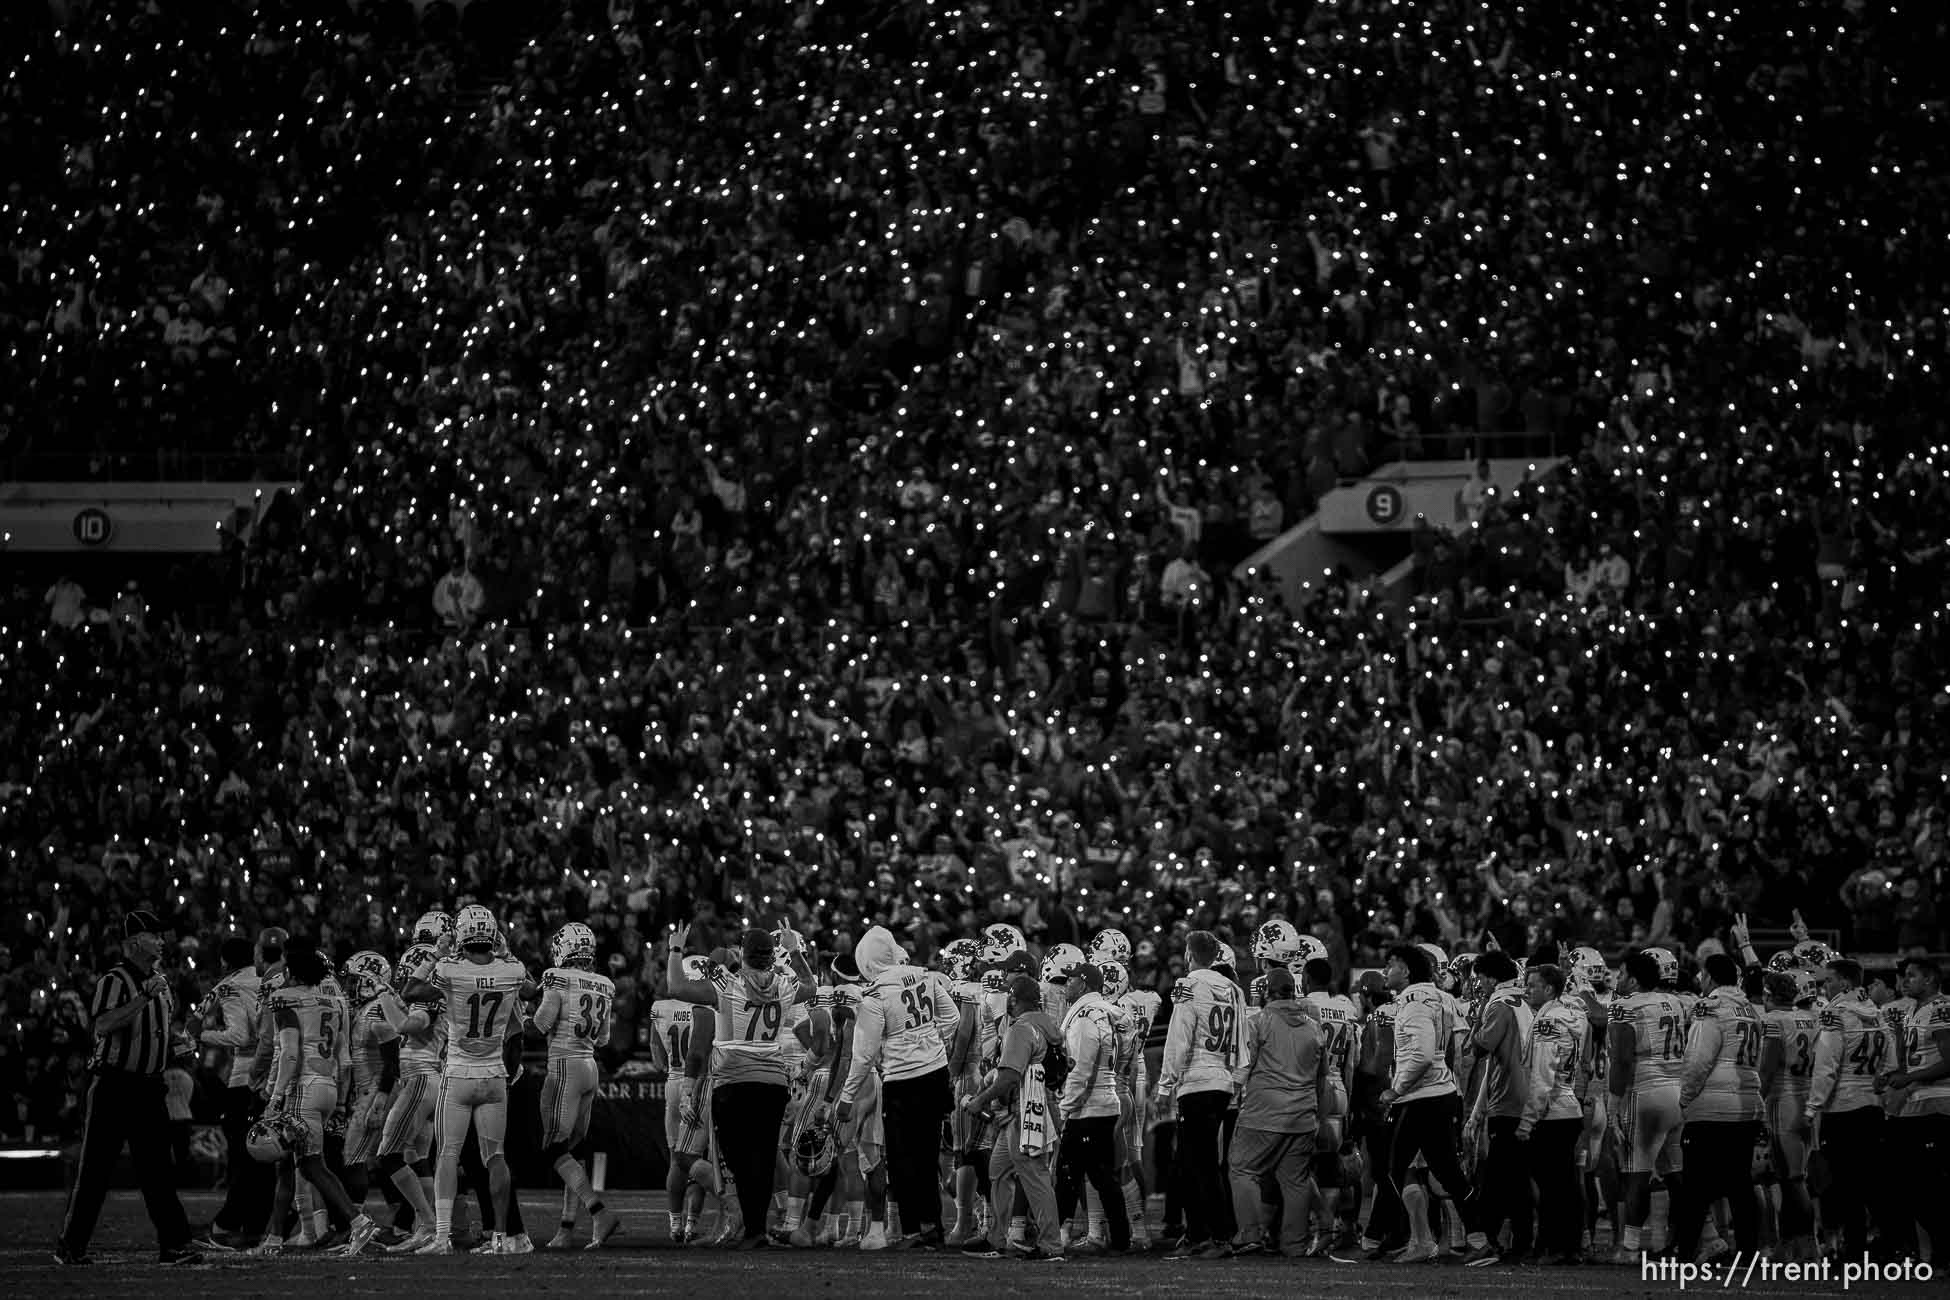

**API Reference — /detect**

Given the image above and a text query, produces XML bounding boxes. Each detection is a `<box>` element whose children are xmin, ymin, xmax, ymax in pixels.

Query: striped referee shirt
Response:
<box><xmin>89</xmin><ymin>960</ymin><xmax>171</xmax><ymax>1076</ymax></box>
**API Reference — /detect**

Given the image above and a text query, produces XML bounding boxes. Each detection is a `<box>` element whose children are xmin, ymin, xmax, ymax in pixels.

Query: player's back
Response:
<box><xmin>649</xmin><ymin>997</ymin><xmax>695</xmax><ymax>1075</ymax></box>
<box><xmin>711</xmin><ymin>968</ymin><xmax>794</xmax><ymax>1085</ymax></box>
<box><xmin>1763</xmin><ymin>1007</ymin><xmax>1818</xmax><ymax>1105</ymax></box>
<box><xmin>542</xmin><ymin>966</ymin><xmax>615</xmax><ymax>1060</ymax></box>
<box><xmin>436</xmin><ymin>956</ymin><xmax>529</xmax><ymax>1077</ymax></box>
<box><xmin>1617</xmin><ymin>990</ymin><xmax>1687</xmax><ymax>1088</ymax></box>
<box><xmin>1686</xmin><ymin>989</ymin><xmax>1763</xmax><ymax>1120</ymax></box>
<box><xmin>1901</xmin><ymin>994</ymin><xmax>1950</xmax><ymax>1116</ymax></box>
<box><xmin>348</xmin><ymin>993</ymin><xmax>400</xmax><ymax>1097</ymax></box>
<box><xmin>270</xmin><ymin>984</ymin><xmax>348</xmax><ymax>1085</ymax></box>
<box><xmin>1305</xmin><ymin>991</ymin><xmax>1360</xmax><ymax>1093</ymax></box>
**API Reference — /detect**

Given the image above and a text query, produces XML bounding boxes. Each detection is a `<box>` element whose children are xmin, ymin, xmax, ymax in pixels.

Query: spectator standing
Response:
<box><xmin>55</xmin><ymin>910</ymin><xmax>201</xmax><ymax>1267</ymax></box>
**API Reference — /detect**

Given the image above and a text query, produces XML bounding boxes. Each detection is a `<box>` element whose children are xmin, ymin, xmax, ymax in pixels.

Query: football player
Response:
<box><xmin>1298</xmin><ymin>942</ymin><xmax>1359</xmax><ymax>1255</ymax></box>
<box><xmin>1806</xmin><ymin>957</ymin><xmax>1890</xmax><ymax>1260</ymax></box>
<box><xmin>333</xmin><ymin>951</ymin><xmax>399</xmax><ymax>1250</ymax></box>
<box><xmin>1520</xmin><ymin>962</ymin><xmax>1590</xmax><ymax>1264</ymax></box>
<box><xmin>1669</xmin><ymin>952</ymin><xmax>1764</xmax><ymax>1260</ymax></box>
<box><xmin>1757</xmin><ymin>971</ymin><xmax>1819</xmax><ymax>1261</ymax></box>
<box><xmin>1051</xmin><ymin>955</ymin><xmax>1132</xmax><ymax>1255</ymax></box>
<box><xmin>254</xmin><ymin>939</ymin><xmax>378</xmax><ymax>1257</ymax></box>
<box><xmin>373</xmin><ymin>943</ymin><xmax>442</xmax><ymax>1253</ymax></box>
<box><xmin>1607</xmin><ymin>947</ymin><xmax>1687</xmax><ymax>1261</ymax></box>
<box><xmin>1563</xmin><ymin>944</ymin><xmax>1618</xmax><ymax>1256</ymax></box>
<box><xmin>834</xmin><ymin>925</ymin><xmax>958</xmax><ymax>1248</ymax></box>
<box><xmin>652</xmin><ymin>954</ymin><xmax>719</xmax><ymax>1244</ymax></box>
<box><xmin>825</xmin><ymin>955</ymin><xmax>892</xmax><ymax>1248</ymax></box>
<box><xmin>533</xmin><ymin>922</ymin><xmax>622</xmax><ymax>1249</ymax></box>
<box><xmin>1883</xmin><ymin>957</ymin><xmax>1950</xmax><ymax>1260</ymax></box>
<box><xmin>1094</xmin><ymin>958</ymin><xmax>1153</xmax><ymax>1250</ymax></box>
<box><xmin>665</xmin><ymin>924</ymin><xmax>811</xmax><ymax>1249</ymax></box>
<box><xmin>407</xmin><ymin>905</ymin><xmax>536</xmax><ymax>1254</ymax></box>
<box><xmin>1157</xmin><ymin>930</ymin><xmax>1244</xmax><ymax>1259</ymax></box>
<box><xmin>940</xmin><ymin>937</ymin><xmax>992</xmax><ymax>1247</ymax></box>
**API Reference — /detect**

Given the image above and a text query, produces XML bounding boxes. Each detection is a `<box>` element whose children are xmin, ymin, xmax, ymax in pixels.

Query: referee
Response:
<box><xmin>55</xmin><ymin>910</ymin><xmax>203</xmax><ymax>1267</ymax></box>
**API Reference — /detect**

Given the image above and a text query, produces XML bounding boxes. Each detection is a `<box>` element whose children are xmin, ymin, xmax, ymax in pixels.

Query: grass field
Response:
<box><xmin>2</xmin><ymin>1187</ymin><xmax>1899</xmax><ymax>1297</ymax></box>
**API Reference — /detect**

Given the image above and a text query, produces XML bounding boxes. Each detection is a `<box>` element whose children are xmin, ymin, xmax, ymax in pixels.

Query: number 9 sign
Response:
<box><xmin>1365</xmin><ymin>485</ymin><xmax>1404</xmax><ymax>527</ymax></box>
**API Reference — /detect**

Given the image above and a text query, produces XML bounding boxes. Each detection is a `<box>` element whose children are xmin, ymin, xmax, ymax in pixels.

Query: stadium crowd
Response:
<box><xmin>3</xmin><ymin>0</ymin><xmax>1949</xmax><ymax>1154</ymax></box>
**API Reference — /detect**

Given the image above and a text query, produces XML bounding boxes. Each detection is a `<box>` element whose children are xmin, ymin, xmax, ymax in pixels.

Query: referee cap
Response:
<box><xmin>124</xmin><ymin>910</ymin><xmax>165</xmax><ymax>939</ymax></box>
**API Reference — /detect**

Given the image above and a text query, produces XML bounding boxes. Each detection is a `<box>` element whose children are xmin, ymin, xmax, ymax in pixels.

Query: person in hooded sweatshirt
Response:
<box><xmin>1230</xmin><ymin>966</ymin><xmax>1335</xmax><ymax>1256</ymax></box>
<box><xmin>666</xmin><ymin>924</ymin><xmax>805</xmax><ymax>1249</ymax></box>
<box><xmin>837</xmin><ymin>924</ymin><xmax>958</xmax><ymax>1247</ymax></box>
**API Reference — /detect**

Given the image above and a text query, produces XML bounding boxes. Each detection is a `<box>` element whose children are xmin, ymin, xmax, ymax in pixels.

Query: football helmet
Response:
<box><xmin>1086</xmin><ymin>929</ymin><xmax>1133</xmax><ymax>965</ymax></box>
<box><xmin>1417</xmin><ymin>943</ymin><xmax>1450</xmax><ymax>981</ymax></box>
<box><xmin>412</xmin><ymin>911</ymin><xmax>454</xmax><ymax>946</ymax></box>
<box><xmin>1250</xmin><ymin>919</ymin><xmax>1303</xmax><ymax>964</ymax></box>
<box><xmin>1093</xmin><ymin>958</ymin><xmax>1130</xmax><ymax>1002</ymax></box>
<box><xmin>1247</xmin><ymin>975</ymin><xmax>1268</xmax><ymax>1008</ymax></box>
<box><xmin>1648</xmin><ymin>947</ymin><xmax>1681</xmax><ymax>983</ymax></box>
<box><xmin>940</xmin><ymin>938</ymin><xmax>982</xmax><ymax>983</ymax></box>
<box><xmin>248</xmin><ymin>1110</ymin><xmax>312</xmax><ymax>1163</ymax></box>
<box><xmin>1793</xmin><ymin>970</ymin><xmax>1824</xmax><ymax>1006</ymax></box>
<box><xmin>396</xmin><ymin>943</ymin><xmax>437</xmax><ymax>988</ymax></box>
<box><xmin>1793</xmin><ymin>939</ymin><xmax>1839</xmax><ymax>969</ymax></box>
<box><xmin>454</xmin><ymin>903</ymin><xmax>498</xmax><ymax>949</ymax></box>
<box><xmin>1041</xmin><ymin>943</ymin><xmax>1087</xmax><ymax>985</ymax></box>
<box><xmin>790</xmin><ymin>1115</ymin><xmax>838</xmax><ymax>1178</ymax></box>
<box><xmin>343</xmin><ymin>950</ymin><xmax>392</xmax><ymax>1004</ymax></box>
<box><xmin>1447</xmin><ymin>953</ymin><xmax>1478</xmax><ymax>990</ymax></box>
<box><xmin>979</xmin><ymin>923</ymin><xmax>1026</xmax><ymax>967</ymax></box>
<box><xmin>1766</xmin><ymin>950</ymin><xmax>1803</xmax><ymax>974</ymax></box>
<box><xmin>680</xmin><ymin>955</ymin><xmax>716</xmax><ymax>983</ymax></box>
<box><xmin>1293</xmin><ymin>934</ymin><xmax>1330</xmax><ymax>968</ymax></box>
<box><xmin>1570</xmin><ymin>946</ymin><xmax>1612</xmax><ymax>992</ymax></box>
<box><xmin>551</xmin><ymin>922</ymin><xmax>597</xmax><ymax>968</ymax></box>
<box><xmin>1213</xmin><ymin>941</ymin><xmax>1237</xmax><ymax>973</ymax></box>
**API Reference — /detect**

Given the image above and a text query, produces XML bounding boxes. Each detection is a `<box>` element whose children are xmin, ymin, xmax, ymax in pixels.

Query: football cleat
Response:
<box><xmin>388</xmin><ymin>1228</ymin><xmax>435</xmax><ymax>1254</ymax></box>
<box><xmin>589</xmin><ymin>1212</ymin><xmax>623</xmax><ymax>1248</ymax></box>
<box><xmin>413</xmin><ymin>1235</ymin><xmax>452</xmax><ymax>1255</ymax></box>
<box><xmin>546</xmin><ymin>1229</ymin><xmax>575</xmax><ymax>1250</ymax></box>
